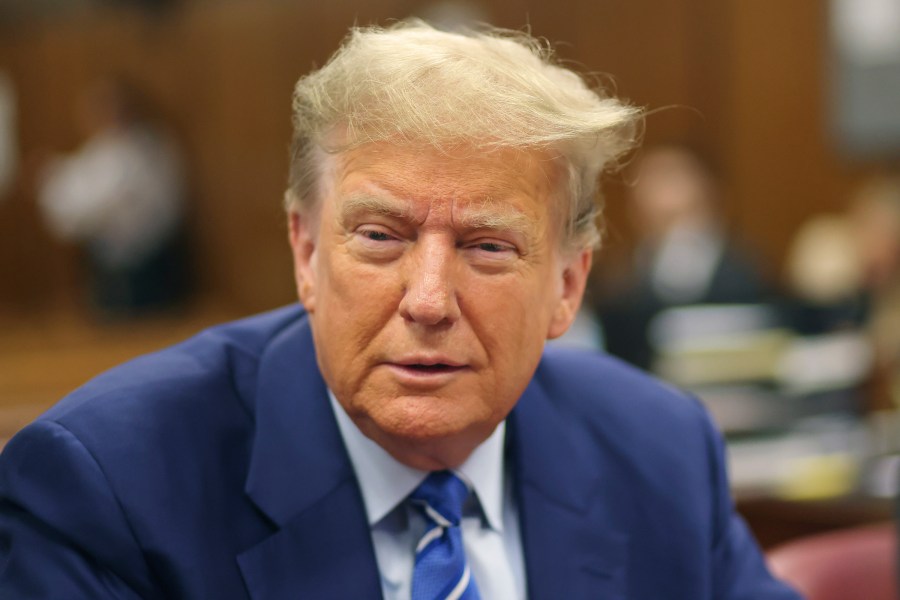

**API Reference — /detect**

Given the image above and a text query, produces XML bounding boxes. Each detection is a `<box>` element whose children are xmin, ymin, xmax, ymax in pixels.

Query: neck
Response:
<box><xmin>363</xmin><ymin>424</ymin><xmax>493</xmax><ymax>471</ymax></box>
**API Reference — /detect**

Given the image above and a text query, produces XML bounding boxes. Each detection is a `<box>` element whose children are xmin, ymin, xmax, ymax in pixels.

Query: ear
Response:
<box><xmin>288</xmin><ymin>210</ymin><xmax>318</xmax><ymax>313</ymax></box>
<box><xmin>546</xmin><ymin>248</ymin><xmax>593</xmax><ymax>339</ymax></box>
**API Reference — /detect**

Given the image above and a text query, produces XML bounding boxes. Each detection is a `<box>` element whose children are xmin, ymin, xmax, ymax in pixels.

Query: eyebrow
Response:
<box><xmin>454</xmin><ymin>199</ymin><xmax>533</xmax><ymax>237</ymax></box>
<box><xmin>340</xmin><ymin>192</ymin><xmax>533</xmax><ymax>237</ymax></box>
<box><xmin>340</xmin><ymin>192</ymin><xmax>413</xmax><ymax>221</ymax></box>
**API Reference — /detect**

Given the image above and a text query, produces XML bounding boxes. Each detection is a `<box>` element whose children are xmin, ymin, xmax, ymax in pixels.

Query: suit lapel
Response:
<box><xmin>236</xmin><ymin>313</ymin><xmax>628</xmax><ymax>598</ymax></box>
<box><xmin>509</xmin><ymin>372</ymin><xmax>629</xmax><ymax>599</ymax></box>
<box><xmin>238</xmin><ymin>316</ymin><xmax>382</xmax><ymax>600</ymax></box>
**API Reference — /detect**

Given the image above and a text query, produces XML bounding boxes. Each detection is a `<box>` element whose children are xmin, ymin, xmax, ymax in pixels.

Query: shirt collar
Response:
<box><xmin>328</xmin><ymin>391</ymin><xmax>506</xmax><ymax>532</ymax></box>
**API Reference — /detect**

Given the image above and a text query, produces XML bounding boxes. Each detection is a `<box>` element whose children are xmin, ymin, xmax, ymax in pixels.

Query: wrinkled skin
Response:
<box><xmin>289</xmin><ymin>142</ymin><xmax>592</xmax><ymax>470</ymax></box>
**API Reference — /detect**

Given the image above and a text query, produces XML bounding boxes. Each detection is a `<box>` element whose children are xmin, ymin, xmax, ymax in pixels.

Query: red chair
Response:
<box><xmin>767</xmin><ymin>522</ymin><xmax>897</xmax><ymax>600</ymax></box>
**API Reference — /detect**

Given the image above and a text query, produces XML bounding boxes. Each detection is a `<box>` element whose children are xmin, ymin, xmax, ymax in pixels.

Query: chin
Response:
<box><xmin>385</xmin><ymin>402</ymin><xmax>471</xmax><ymax>440</ymax></box>
<box><xmin>369</xmin><ymin>396</ymin><xmax>494</xmax><ymax>444</ymax></box>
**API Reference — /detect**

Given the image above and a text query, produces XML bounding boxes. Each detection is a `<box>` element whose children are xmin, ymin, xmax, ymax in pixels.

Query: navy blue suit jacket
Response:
<box><xmin>0</xmin><ymin>306</ymin><xmax>800</xmax><ymax>599</ymax></box>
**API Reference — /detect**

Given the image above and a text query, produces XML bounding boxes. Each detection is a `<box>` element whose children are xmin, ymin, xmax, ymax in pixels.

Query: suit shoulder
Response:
<box><xmin>535</xmin><ymin>346</ymin><xmax>709</xmax><ymax>436</ymax></box>
<box><xmin>530</xmin><ymin>347</ymin><xmax>724</xmax><ymax>524</ymax></box>
<box><xmin>538</xmin><ymin>346</ymin><xmax>698</xmax><ymax>408</ymax></box>
<box><xmin>36</xmin><ymin>305</ymin><xmax>306</xmax><ymax>441</ymax></box>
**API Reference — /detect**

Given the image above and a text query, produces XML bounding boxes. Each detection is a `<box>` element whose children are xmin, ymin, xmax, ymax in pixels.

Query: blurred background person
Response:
<box><xmin>595</xmin><ymin>142</ymin><xmax>771</xmax><ymax>370</ymax></box>
<box><xmin>785</xmin><ymin>175</ymin><xmax>900</xmax><ymax>409</ymax></box>
<box><xmin>35</xmin><ymin>76</ymin><xmax>190</xmax><ymax>317</ymax></box>
<box><xmin>850</xmin><ymin>176</ymin><xmax>900</xmax><ymax>412</ymax></box>
<box><xmin>850</xmin><ymin>177</ymin><xmax>900</xmax><ymax>373</ymax></box>
<box><xmin>784</xmin><ymin>212</ymin><xmax>867</xmax><ymax>336</ymax></box>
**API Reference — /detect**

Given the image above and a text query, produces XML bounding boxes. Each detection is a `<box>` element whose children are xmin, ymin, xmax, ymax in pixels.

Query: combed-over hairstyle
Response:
<box><xmin>286</xmin><ymin>20</ymin><xmax>641</xmax><ymax>250</ymax></box>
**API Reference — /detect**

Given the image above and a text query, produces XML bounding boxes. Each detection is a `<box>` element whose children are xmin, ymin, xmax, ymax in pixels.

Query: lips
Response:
<box><xmin>385</xmin><ymin>356</ymin><xmax>470</xmax><ymax>386</ymax></box>
<box><xmin>392</xmin><ymin>355</ymin><xmax>467</xmax><ymax>369</ymax></box>
<box><xmin>398</xmin><ymin>363</ymin><xmax>464</xmax><ymax>374</ymax></box>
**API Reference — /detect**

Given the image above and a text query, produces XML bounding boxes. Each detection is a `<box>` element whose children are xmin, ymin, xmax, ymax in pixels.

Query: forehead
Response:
<box><xmin>326</xmin><ymin>142</ymin><xmax>563</xmax><ymax>219</ymax></box>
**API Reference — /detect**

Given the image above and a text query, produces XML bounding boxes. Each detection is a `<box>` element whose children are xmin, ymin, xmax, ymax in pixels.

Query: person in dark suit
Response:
<box><xmin>596</xmin><ymin>143</ymin><xmax>770</xmax><ymax>370</ymax></box>
<box><xmin>0</xmin><ymin>22</ymin><xmax>800</xmax><ymax>599</ymax></box>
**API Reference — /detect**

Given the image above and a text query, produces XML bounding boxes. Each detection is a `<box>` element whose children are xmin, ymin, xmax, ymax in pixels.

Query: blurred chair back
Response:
<box><xmin>767</xmin><ymin>522</ymin><xmax>897</xmax><ymax>600</ymax></box>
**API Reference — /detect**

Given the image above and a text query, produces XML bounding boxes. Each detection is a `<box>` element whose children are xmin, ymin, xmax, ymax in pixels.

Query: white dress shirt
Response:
<box><xmin>328</xmin><ymin>392</ymin><xmax>527</xmax><ymax>600</ymax></box>
<box><xmin>649</xmin><ymin>222</ymin><xmax>724</xmax><ymax>303</ymax></box>
<box><xmin>38</xmin><ymin>125</ymin><xmax>184</xmax><ymax>269</ymax></box>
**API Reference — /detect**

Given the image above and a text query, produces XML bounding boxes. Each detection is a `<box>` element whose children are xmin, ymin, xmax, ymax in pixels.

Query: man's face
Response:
<box><xmin>289</xmin><ymin>142</ymin><xmax>591</xmax><ymax>469</ymax></box>
<box><xmin>631</xmin><ymin>149</ymin><xmax>714</xmax><ymax>238</ymax></box>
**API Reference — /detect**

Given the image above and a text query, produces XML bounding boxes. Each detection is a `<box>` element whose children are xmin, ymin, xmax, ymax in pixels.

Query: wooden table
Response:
<box><xmin>738</xmin><ymin>494</ymin><xmax>895</xmax><ymax>549</ymax></box>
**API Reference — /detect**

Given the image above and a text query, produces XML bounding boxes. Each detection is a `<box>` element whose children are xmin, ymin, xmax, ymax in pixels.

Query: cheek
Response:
<box><xmin>318</xmin><ymin>244</ymin><xmax>399</xmax><ymax>317</ymax></box>
<box><xmin>484</xmin><ymin>264</ymin><xmax>559</xmax><ymax>325</ymax></box>
<box><xmin>465</xmin><ymin>271</ymin><xmax>556</xmax><ymax>371</ymax></box>
<box><xmin>312</xmin><ymin>248</ymin><xmax>402</xmax><ymax>376</ymax></box>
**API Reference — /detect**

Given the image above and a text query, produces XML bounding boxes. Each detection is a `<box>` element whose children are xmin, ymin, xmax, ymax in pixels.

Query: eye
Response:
<box><xmin>468</xmin><ymin>239</ymin><xmax>516</xmax><ymax>254</ymax></box>
<box><xmin>361</xmin><ymin>229</ymin><xmax>395</xmax><ymax>242</ymax></box>
<box><xmin>476</xmin><ymin>242</ymin><xmax>509</xmax><ymax>253</ymax></box>
<box><xmin>354</xmin><ymin>225</ymin><xmax>402</xmax><ymax>245</ymax></box>
<box><xmin>463</xmin><ymin>238</ymin><xmax>518</xmax><ymax>264</ymax></box>
<box><xmin>352</xmin><ymin>226</ymin><xmax>405</xmax><ymax>260</ymax></box>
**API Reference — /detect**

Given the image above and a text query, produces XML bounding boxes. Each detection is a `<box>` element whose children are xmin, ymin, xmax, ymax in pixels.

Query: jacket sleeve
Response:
<box><xmin>703</xmin><ymin>410</ymin><xmax>804</xmax><ymax>599</ymax></box>
<box><xmin>0</xmin><ymin>420</ymin><xmax>158</xmax><ymax>599</ymax></box>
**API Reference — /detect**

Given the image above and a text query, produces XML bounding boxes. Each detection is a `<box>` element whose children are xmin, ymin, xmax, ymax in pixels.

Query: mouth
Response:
<box><xmin>385</xmin><ymin>358</ymin><xmax>470</xmax><ymax>386</ymax></box>
<box><xmin>397</xmin><ymin>363</ymin><xmax>465</xmax><ymax>374</ymax></box>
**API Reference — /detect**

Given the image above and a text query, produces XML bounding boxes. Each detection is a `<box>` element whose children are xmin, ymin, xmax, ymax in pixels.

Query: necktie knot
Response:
<box><xmin>409</xmin><ymin>470</ymin><xmax>470</xmax><ymax>527</ymax></box>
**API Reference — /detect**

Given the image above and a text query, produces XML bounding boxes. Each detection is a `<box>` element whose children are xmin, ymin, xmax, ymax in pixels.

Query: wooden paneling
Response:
<box><xmin>0</xmin><ymin>0</ymin><xmax>883</xmax><ymax>316</ymax></box>
<box><xmin>727</xmin><ymin>1</ymin><xmax>877</xmax><ymax>271</ymax></box>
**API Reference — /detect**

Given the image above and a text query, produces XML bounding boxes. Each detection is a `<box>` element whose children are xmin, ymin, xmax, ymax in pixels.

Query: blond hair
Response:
<box><xmin>286</xmin><ymin>21</ymin><xmax>641</xmax><ymax>249</ymax></box>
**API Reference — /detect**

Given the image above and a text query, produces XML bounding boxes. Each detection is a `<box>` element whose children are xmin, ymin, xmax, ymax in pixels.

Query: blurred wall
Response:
<box><xmin>728</xmin><ymin>1</ymin><xmax>879</xmax><ymax>276</ymax></box>
<box><xmin>0</xmin><ymin>0</ymin><xmax>881</xmax><ymax>314</ymax></box>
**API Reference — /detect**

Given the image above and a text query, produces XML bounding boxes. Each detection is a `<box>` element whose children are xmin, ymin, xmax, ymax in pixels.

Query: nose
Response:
<box><xmin>398</xmin><ymin>238</ymin><xmax>461</xmax><ymax>326</ymax></box>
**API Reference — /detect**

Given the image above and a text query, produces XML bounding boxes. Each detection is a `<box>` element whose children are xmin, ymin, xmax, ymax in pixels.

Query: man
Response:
<box><xmin>0</xmin><ymin>22</ymin><xmax>800</xmax><ymax>599</ymax></box>
<box><xmin>36</xmin><ymin>77</ymin><xmax>190</xmax><ymax>316</ymax></box>
<box><xmin>596</xmin><ymin>143</ymin><xmax>770</xmax><ymax>370</ymax></box>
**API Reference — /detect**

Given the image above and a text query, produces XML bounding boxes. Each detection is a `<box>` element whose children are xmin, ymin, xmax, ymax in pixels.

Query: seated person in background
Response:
<box><xmin>786</xmin><ymin>176</ymin><xmax>900</xmax><ymax>408</ymax></box>
<box><xmin>596</xmin><ymin>143</ymin><xmax>770</xmax><ymax>370</ymax></box>
<box><xmin>784</xmin><ymin>212</ymin><xmax>868</xmax><ymax>335</ymax></box>
<box><xmin>849</xmin><ymin>176</ymin><xmax>900</xmax><ymax>390</ymax></box>
<box><xmin>0</xmin><ymin>23</ymin><xmax>800</xmax><ymax>599</ymax></box>
<box><xmin>36</xmin><ymin>76</ymin><xmax>190</xmax><ymax>316</ymax></box>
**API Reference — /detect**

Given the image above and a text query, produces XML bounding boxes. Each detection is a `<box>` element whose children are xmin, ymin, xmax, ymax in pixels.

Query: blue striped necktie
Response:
<box><xmin>409</xmin><ymin>470</ymin><xmax>481</xmax><ymax>600</ymax></box>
